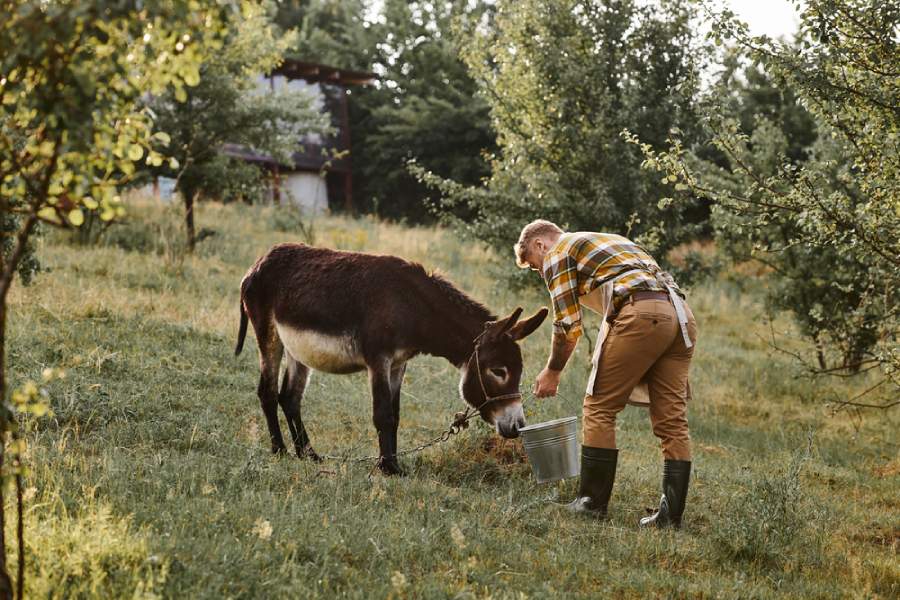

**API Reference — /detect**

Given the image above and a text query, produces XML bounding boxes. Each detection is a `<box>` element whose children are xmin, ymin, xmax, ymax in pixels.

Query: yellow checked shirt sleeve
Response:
<box><xmin>543</xmin><ymin>249</ymin><xmax>584</xmax><ymax>343</ymax></box>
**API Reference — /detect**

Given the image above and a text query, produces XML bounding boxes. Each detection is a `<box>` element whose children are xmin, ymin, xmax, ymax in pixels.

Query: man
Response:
<box><xmin>514</xmin><ymin>220</ymin><xmax>698</xmax><ymax>528</ymax></box>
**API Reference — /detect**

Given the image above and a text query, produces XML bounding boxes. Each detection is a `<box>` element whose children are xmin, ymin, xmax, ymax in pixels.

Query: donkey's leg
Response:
<box><xmin>369</xmin><ymin>358</ymin><xmax>403</xmax><ymax>476</ymax></box>
<box><xmin>389</xmin><ymin>362</ymin><xmax>407</xmax><ymax>461</ymax></box>
<box><xmin>256</xmin><ymin>324</ymin><xmax>287</xmax><ymax>455</ymax></box>
<box><xmin>278</xmin><ymin>356</ymin><xmax>321</xmax><ymax>461</ymax></box>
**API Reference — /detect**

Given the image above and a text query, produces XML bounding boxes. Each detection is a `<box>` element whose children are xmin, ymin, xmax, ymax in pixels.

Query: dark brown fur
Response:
<box><xmin>235</xmin><ymin>243</ymin><xmax>546</xmax><ymax>475</ymax></box>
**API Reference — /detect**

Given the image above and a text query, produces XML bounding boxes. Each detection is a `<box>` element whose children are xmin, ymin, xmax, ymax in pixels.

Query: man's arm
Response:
<box><xmin>534</xmin><ymin>250</ymin><xmax>582</xmax><ymax>396</ymax></box>
<box><xmin>547</xmin><ymin>330</ymin><xmax>578</xmax><ymax>371</ymax></box>
<box><xmin>533</xmin><ymin>328</ymin><xmax>579</xmax><ymax>397</ymax></box>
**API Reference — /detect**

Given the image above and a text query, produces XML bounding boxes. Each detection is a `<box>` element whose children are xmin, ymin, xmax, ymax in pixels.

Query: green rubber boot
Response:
<box><xmin>566</xmin><ymin>446</ymin><xmax>618</xmax><ymax>519</ymax></box>
<box><xmin>640</xmin><ymin>459</ymin><xmax>691</xmax><ymax>528</ymax></box>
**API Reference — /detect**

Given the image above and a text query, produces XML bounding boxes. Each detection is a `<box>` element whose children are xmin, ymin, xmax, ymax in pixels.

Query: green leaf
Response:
<box><xmin>183</xmin><ymin>67</ymin><xmax>200</xmax><ymax>87</ymax></box>
<box><xmin>68</xmin><ymin>208</ymin><xmax>85</xmax><ymax>226</ymax></box>
<box><xmin>37</xmin><ymin>207</ymin><xmax>59</xmax><ymax>223</ymax></box>
<box><xmin>152</xmin><ymin>131</ymin><xmax>171</xmax><ymax>146</ymax></box>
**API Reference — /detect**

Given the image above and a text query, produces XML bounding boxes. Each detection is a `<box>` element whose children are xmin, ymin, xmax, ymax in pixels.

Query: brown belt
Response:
<box><xmin>628</xmin><ymin>291</ymin><xmax>670</xmax><ymax>303</ymax></box>
<box><xmin>608</xmin><ymin>291</ymin><xmax>671</xmax><ymax>323</ymax></box>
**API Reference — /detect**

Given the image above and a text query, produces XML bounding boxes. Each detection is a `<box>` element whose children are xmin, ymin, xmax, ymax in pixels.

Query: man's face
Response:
<box><xmin>525</xmin><ymin>238</ymin><xmax>548</xmax><ymax>272</ymax></box>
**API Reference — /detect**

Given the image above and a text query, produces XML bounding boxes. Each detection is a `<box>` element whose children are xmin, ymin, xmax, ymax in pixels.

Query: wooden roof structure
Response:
<box><xmin>224</xmin><ymin>59</ymin><xmax>375</xmax><ymax>211</ymax></box>
<box><xmin>272</xmin><ymin>59</ymin><xmax>375</xmax><ymax>86</ymax></box>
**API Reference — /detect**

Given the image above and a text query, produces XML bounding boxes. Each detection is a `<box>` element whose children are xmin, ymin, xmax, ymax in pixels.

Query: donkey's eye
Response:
<box><xmin>489</xmin><ymin>367</ymin><xmax>508</xmax><ymax>380</ymax></box>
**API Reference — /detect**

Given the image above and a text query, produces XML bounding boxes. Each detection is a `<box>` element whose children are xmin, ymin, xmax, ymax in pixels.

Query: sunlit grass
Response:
<box><xmin>9</xmin><ymin>197</ymin><xmax>898</xmax><ymax>598</ymax></box>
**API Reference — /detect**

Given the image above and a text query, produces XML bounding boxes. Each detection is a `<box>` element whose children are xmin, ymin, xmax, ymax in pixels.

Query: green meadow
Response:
<box><xmin>9</xmin><ymin>199</ymin><xmax>898</xmax><ymax>598</ymax></box>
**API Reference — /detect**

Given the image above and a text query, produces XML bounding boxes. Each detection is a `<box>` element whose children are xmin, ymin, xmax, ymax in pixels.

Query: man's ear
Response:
<box><xmin>508</xmin><ymin>308</ymin><xmax>549</xmax><ymax>340</ymax></box>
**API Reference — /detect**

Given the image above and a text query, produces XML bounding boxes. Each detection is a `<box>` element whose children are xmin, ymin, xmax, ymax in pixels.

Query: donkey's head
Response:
<box><xmin>460</xmin><ymin>307</ymin><xmax>548</xmax><ymax>438</ymax></box>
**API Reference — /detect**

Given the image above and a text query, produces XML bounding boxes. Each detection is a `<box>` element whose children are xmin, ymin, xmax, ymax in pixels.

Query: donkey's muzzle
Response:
<box><xmin>494</xmin><ymin>402</ymin><xmax>526</xmax><ymax>439</ymax></box>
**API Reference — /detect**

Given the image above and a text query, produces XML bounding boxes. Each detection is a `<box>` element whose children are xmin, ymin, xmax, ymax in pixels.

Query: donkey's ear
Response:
<box><xmin>498</xmin><ymin>307</ymin><xmax>524</xmax><ymax>336</ymax></box>
<box><xmin>508</xmin><ymin>307</ymin><xmax>549</xmax><ymax>340</ymax></box>
<box><xmin>482</xmin><ymin>307</ymin><xmax>523</xmax><ymax>339</ymax></box>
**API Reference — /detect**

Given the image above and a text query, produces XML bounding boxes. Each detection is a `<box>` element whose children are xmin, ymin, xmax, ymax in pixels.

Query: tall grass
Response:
<box><xmin>710</xmin><ymin>433</ymin><xmax>827</xmax><ymax>569</ymax></box>
<box><xmin>9</xmin><ymin>196</ymin><xmax>899</xmax><ymax>598</ymax></box>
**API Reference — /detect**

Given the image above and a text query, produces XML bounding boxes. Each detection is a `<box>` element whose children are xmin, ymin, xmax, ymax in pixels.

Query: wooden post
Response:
<box><xmin>339</xmin><ymin>86</ymin><xmax>354</xmax><ymax>213</ymax></box>
<box><xmin>270</xmin><ymin>165</ymin><xmax>281</xmax><ymax>205</ymax></box>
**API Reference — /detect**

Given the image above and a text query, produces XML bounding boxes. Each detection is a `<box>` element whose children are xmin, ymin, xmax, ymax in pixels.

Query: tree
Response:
<box><xmin>701</xmin><ymin>55</ymin><xmax>882</xmax><ymax>373</ymax></box>
<box><xmin>146</xmin><ymin>3</ymin><xmax>329</xmax><ymax>251</ymax></box>
<box><xmin>275</xmin><ymin>0</ymin><xmax>373</xmax><ymax>72</ymax></box>
<box><xmin>627</xmin><ymin>0</ymin><xmax>899</xmax><ymax>404</ymax></box>
<box><xmin>729</xmin><ymin>60</ymin><xmax>818</xmax><ymax>165</ymax></box>
<box><xmin>0</xmin><ymin>2</ymin><xmax>228</xmax><ymax>596</ymax></box>
<box><xmin>275</xmin><ymin>1</ymin><xmax>496</xmax><ymax>223</ymax></box>
<box><xmin>414</xmin><ymin>0</ymin><xmax>708</xmax><ymax>258</ymax></box>
<box><xmin>351</xmin><ymin>0</ymin><xmax>496</xmax><ymax>223</ymax></box>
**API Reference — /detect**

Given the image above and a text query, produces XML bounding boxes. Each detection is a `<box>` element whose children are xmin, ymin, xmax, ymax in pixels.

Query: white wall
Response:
<box><xmin>282</xmin><ymin>172</ymin><xmax>328</xmax><ymax>214</ymax></box>
<box><xmin>135</xmin><ymin>176</ymin><xmax>177</xmax><ymax>201</ymax></box>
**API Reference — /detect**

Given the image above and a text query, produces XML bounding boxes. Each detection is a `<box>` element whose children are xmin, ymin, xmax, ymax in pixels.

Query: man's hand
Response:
<box><xmin>533</xmin><ymin>367</ymin><xmax>561</xmax><ymax>398</ymax></box>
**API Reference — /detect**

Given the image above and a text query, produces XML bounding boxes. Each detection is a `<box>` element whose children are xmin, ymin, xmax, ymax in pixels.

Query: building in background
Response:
<box><xmin>223</xmin><ymin>59</ymin><xmax>375</xmax><ymax>214</ymax></box>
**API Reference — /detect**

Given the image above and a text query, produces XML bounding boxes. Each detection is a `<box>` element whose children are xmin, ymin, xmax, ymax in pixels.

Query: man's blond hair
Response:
<box><xmin>513</xmin><ymin>219</ymin><xmax>564</xmax><ymax>268</ymax></box>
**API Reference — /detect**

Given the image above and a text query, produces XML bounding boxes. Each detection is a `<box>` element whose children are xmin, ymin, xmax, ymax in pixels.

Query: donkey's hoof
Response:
<box><xmin>298</xmin><ymin>445</ymin><xmax>323</xmax><ymax>462</ymax></box>
<box><xmin>377</xmin><ymin>458</ymin><xmax>406</xmax><ymax>476</ymax></box>
<box><xmin>272</xmin><ymin>444</ymin><xmax>289</xmax><ymax>456</ymax></box>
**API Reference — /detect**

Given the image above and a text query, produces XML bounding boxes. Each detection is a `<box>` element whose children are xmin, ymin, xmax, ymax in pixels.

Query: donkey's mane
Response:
<box><xmin>410</xmin><ymin>263</ymin><xmax>495</xmax><ymax>322</ymax></box>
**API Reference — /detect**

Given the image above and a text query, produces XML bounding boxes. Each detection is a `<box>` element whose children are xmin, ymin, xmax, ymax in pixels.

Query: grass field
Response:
<box><xmin>9</xmin><ymin>198</ymin><xmax>899</xmax><ymax>598</ymax></box>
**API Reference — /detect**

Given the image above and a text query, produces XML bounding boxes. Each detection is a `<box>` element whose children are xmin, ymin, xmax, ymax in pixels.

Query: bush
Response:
<box><xmin>629</xmin><ymin>0</ymin><xmax>899</xmax><ymax>393</ymax></box>
<box><xmin>417</xmin><ymin>0</ymin><xmax>709</xmax><ymax>261</ymax></box>
<box><xmin>267</xmin><ymin>204</ymin><xmax>316</xmax><ymax>243</ymax></box>
<box><xmin>84</xmin><ymin>201</ymin><xmax>192</xmax><ymax>272</ymax></box>
<box><xmin>666</xmin><ymin>241</ymin><xmax>723</xmax><ymax>289</ymax></box>
<box><xmin>22</xmin><ymin>496</ymin><xmax>168</xmax><ymax>599</ymax></box>
<box><xmin>711</xmin><ymin>435</ymin><xmax>826</xmax><ymax>569</ymax></box>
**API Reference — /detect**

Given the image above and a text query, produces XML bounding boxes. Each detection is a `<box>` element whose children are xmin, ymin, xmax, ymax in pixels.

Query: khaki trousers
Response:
<box><xmin>583</xmin><ymin>298</ymin><xmax>697</xmax><ymax>460</ymax></box>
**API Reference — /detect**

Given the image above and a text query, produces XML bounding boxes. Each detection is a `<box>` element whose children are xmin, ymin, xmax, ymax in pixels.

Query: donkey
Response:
<box><xmin>234</xmin><ymin>243</ymin><xmax>547</xmax><ymax>475</ymax></box>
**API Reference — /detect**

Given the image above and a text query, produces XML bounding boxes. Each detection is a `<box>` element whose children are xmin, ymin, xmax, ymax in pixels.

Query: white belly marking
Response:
<box><xmin>274</xmin><ymin>321</ymin><xmax>364</xmax><ymax>373</ymax></box>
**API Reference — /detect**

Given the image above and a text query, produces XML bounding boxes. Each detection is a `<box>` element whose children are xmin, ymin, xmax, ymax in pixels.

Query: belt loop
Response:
<box><xmin>628</xmin><ymin>294</ymin><xmax>635</xmax><ymax>306</ymax></box>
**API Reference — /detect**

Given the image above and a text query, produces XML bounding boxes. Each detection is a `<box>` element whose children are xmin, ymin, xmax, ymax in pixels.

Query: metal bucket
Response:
<box><xmin>519</xmin><ymin>416</ymin><xmax>579</xmax><ymax>483</ymax></box>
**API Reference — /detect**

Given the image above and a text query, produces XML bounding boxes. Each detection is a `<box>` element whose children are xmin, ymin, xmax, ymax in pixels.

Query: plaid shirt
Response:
<box><xmin>542</xmin><ymin>232</ymin><xmax>676</xmax><ymax>341</ymax></box>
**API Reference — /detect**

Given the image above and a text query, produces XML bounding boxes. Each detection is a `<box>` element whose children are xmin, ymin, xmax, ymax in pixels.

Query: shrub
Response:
<box><xmin>267</xmin><ymin>204</ymin><xmax>316</xmax><ymax>243</ymax></box>
<box><xmin>711</xmin><ymin>435</ymin><xmax>826</xmax><ymax>569</ymax></box>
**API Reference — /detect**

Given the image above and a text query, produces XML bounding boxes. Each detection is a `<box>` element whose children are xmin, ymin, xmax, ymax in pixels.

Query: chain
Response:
<box><xmin>318</xmin><ymin>318</ymin><xmax>586</xmax><ymax>467</ymax></box>
<box><xmin>321</xmin><ymin>388</ymin><xmax>579</xmax><ymax>466</ymax></box>
<box><xmin>321</xmin><ymin>405</ymin><xmax>479</xmax><ymax>464</ymax></box>
<box><xmin>322</xmin><ymin>342</ymin><xmax>527</xmax><ymax>466</ymax></box>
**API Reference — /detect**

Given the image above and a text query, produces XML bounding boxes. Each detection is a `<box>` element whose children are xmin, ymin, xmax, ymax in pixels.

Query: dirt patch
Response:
<box><xmin>698</xmin><ymin>444</ymin><xmax>729</xmax><ymax>455</ymax></box>
<box><xmin>238</xmin><ymin>416</ymin><xmax>260</xmax><ymax>444</ymax></box>
<box><xmin>481</xmin><ymin>436</ymin><xmax>528</xmax><ymax>465</ymax></box>
<box><xmin>853</xmin><ymin>528</ymin><xmax>900</xmax><ymax>550</ymax></box>
<box><xmin>872</xmin><ymin>458</ymin><xmax>900</xmax><ymax>479</ymax></box>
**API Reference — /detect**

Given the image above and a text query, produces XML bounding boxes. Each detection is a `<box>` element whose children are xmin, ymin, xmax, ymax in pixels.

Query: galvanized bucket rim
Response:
<box><xmin>518</xmin><ymin>415</ymin><xmax>578</xmax><ymax>434</ymax></box>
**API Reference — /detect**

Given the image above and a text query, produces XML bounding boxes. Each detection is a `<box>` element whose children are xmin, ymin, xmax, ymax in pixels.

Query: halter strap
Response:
<box><xmin>471</xmin><ymin>343</ymin><xmax>522</xmax><ymax>411</ymax></box>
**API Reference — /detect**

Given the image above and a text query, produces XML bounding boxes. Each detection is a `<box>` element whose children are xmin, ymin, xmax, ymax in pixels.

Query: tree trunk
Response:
<box><xmin>0</xmin><ymin>301</ymin><xmax>14</xmax><ymax>600</ymax></box>
<box><xmin>184</xmin><ymin>188</ymin><xmax>196</xmax><ymax>253</ymax></box>
<box><xmin>815</xmin><ymin>335</ymin><xmax>827</xmax><ymax>371</ymax></box>
<box><xmin>0</xmin><ymin>211</ymin><xmax>35</xmax><ymax>600</ymax></box>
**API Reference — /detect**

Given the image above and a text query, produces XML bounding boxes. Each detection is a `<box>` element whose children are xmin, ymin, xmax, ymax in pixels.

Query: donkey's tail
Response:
<box><xmin>235</xmin><ymin>301</ymin><xmax>249</xmax><ymax>356</ymax></box>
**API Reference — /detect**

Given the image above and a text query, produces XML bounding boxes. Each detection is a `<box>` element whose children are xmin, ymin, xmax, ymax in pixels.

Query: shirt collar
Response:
<box><xmin>541</xmin><ymin>233</ymin><xmax>570</xmax><ymax>279</ymax></box>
